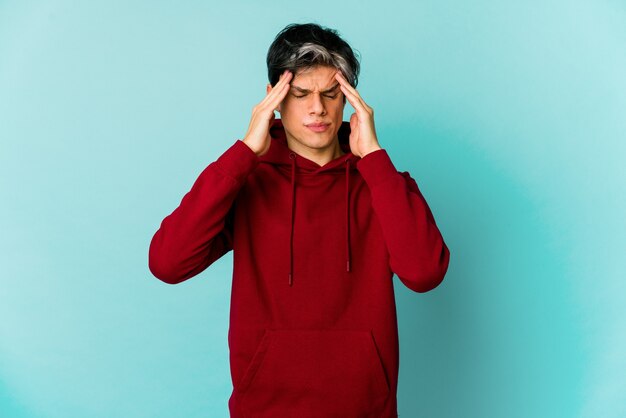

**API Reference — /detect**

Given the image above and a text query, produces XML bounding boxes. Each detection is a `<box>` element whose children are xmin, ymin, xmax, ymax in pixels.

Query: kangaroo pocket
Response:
<box><xmin>236</xmin><ymin>328</ymin><xmax>390</xmax><ymax>417</ymax></box>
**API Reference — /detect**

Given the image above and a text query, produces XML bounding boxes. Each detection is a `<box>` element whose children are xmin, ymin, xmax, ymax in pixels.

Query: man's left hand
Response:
<box><xmin>335</xmin><ymin>71</ymin><xmax>382</xmax><ymax>158</ymax></box>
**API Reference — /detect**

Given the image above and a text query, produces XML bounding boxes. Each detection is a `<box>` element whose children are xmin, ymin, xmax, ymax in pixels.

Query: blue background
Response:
<box><xmin>1</xmin><ymin>1</ymin><xmax>624</xmax><ymax>417</ymax></box>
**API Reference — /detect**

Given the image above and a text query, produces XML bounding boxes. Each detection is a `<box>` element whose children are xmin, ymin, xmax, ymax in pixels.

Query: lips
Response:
<box><xmin>305</xmin><ymin>122</ymin><xmax>330</xmax><ymax>133</ymax></box>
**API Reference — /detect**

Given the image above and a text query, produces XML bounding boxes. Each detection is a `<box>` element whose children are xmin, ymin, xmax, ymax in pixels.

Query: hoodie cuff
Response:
<box><xmin>356</xmin><ymin>148</ymin><xmax>399</xmax><ymax>189</ymax></box>
<box><xmin>213</xmin><ymin>139</ymin><xmax>260</xmax><ymax>184</ymax></box>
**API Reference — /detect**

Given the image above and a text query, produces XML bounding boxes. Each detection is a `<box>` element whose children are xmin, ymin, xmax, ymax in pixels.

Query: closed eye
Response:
<box><xmin>292</xmin><ymin>94</ymin><xmax>339</xmax><ymax>99</ymax></box>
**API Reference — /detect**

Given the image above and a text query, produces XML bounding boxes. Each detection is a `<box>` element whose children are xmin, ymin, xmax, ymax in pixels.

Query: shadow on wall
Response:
<box><xmin>385</xmin><ymin>121</ymin><xmax>585</xmax><ymax>418</ymax></box>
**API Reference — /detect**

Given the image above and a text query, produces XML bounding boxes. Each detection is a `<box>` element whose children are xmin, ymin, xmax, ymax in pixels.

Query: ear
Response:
<box><xmin>267</xmin><ymin>83</ymin><xmax>281</xmax><ymax>113</ymax></box>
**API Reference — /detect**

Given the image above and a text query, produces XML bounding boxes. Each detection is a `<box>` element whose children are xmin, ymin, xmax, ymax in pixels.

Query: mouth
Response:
<box><xmin>305</xmin><ymin>122</ymin><xmax>330</xmax><ymax>133</ymax></box>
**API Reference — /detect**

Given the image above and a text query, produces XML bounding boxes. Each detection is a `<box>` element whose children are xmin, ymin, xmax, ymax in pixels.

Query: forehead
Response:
<box><xmin>292</xmin><ymin>66</ymin><xmax>337</xmax><ymax>87</ymax></box>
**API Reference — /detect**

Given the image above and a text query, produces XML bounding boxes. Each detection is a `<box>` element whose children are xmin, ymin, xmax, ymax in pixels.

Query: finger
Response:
<box><xmin>339</xmin><ymin>83</ymin><xmax>371</xmax><ymax>120</ymax></box>
<box><xmin>273</xmin><ymin>69</ymin><xmax>293</xmax><ymax>92</ymax></box>
<box><xmin>260</xmin><ymin>70</ymin><xmax>290</xmax><ymax>104</ymax></box>
<box><xmin>265</xmin><ymin>76</ymin><xmax>292</xmax><ymax>112</ymax></box>
<box><xmin>334</xmin><ymin>71</ymin><xmax>355</xmax><ymax>94</ymax></box>
<box><xmin>259</xmin><ymin>70</ymin><xmax>292</xmax><ymax>109</ymax></box>
<box><xmin>272</xmin><ymin>70</ymin><xmax>293</xmax><ymax>93</ymax></box>
<box><xmin>334</xmin><ymin>71</ymin><xmax>367</xmax><ymax>108</ymax></box>
<box><xmin>335</xmin><ymin>72</ymin><xmax>370</xmax><ymax>116</ymax></box>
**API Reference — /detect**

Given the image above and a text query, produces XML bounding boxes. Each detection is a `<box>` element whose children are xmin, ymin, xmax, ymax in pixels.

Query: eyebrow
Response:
<box><xmin>291</xmin><ymin>82</ymin><xmax>340</xmax><ymax>94</ymax></box>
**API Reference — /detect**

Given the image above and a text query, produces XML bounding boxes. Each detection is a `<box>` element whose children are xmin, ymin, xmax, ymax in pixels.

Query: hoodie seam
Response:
<box><xmin>211</xmin><ymin>140</ymin><xmax>260</xmax><ymax>185</ymax></box>
<box><xmin>211</xmin><ymin>163</ymin><xmax>246</xmax><ymax>187</ymax></box>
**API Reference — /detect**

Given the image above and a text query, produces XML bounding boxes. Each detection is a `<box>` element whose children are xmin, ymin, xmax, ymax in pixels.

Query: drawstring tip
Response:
<box><xmin>346</xmin><ymin>260</ymin><xmax>351</xmax><ymax>272</ymax></box>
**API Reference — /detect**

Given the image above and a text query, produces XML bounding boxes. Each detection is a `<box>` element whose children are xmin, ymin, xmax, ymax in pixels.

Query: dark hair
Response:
<box><xmin>266</xmin><ymin>23</ymin><xmax>361</xmax><ymax>88</ymax></box>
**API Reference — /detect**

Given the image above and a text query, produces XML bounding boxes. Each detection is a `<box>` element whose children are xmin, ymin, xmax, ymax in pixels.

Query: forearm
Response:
<box><xmin>357</xmin><ymin>149</ymin><xmax>451</xmax><ymax>292</ymax></box>
<box><xmin>148</xmin><ymin>140</ymin><xmax>259</xmax><ymax>283</ymax></box>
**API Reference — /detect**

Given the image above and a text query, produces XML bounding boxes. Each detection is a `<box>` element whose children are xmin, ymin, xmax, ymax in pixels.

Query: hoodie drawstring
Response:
<box><xmin>287</xmin><ymin>153</ymin><xmax>352</xmax><ymax>286</ymax></box>
<box><xmin>289</xmin><ymin>152</ymin><xmax>296</xmax><ymax>286</ymax></box>
<box><xmin>345</xmin><ymin>159</ymin><xmax>351</xmax><ymax>273</ymax></box>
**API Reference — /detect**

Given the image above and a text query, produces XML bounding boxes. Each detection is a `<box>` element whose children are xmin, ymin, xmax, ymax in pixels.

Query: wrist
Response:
<box><xmin>362</xmin><ymin>146</ymin><xmax>382</xmax><ymax>158</ymax></box>
<box><xmin>242</xmin><ymin>139</ymin><xmax>263</xmax><ymax>156</ymax></box>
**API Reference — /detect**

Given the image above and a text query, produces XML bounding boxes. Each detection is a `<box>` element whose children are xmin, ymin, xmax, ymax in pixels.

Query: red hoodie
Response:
<box><xmin>149</xmin><ymin>118</ymin><xmax>451</xmax><ymax>418</ymax></box>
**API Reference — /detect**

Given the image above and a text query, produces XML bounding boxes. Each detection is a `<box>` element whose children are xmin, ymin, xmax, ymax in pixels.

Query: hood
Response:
<box><xmin>259</xmin><ymin>118</ymin><xmax>361</xmax><ymax>286</ymax></box>
<box><xmin>261</xmin><ymin>118</ymin><xmax>360</xmax><ymax>173</ymax></box>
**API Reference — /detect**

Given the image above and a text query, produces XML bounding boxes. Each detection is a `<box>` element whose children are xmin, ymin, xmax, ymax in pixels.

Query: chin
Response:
<box><xmin>303</xmin><ymin>131</ymin><xmax>337</xmax><ymax>147</ymax></box>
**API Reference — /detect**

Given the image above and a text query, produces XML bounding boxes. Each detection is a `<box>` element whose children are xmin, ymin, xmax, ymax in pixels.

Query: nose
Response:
<box><xmin>309</xmin><ymin>92</ymin><xmax>326</xmax><ymax>115</ymax></box>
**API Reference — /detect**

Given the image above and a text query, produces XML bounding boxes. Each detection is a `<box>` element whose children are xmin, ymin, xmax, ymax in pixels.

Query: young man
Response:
<box><xmin>149</xmin><ymin>23</ymin><xmax>450</xmax><ymax>418</ymax></box>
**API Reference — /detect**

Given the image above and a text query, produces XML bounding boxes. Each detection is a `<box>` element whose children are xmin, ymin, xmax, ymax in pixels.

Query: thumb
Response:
<box><xmin>349</xmin><ymin>113</ymin><xmax>358</xmax><ymax>129</ymax></box>
<box><xmin>266</xmin><ymin>111</ymin><xmax>276</xmax><ymax>140</ymax></box>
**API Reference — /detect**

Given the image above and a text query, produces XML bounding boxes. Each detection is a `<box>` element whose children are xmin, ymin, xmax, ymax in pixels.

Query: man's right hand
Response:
<box><xmin>242</xmin><ymin>69</ymin><xmax>293</xmax><ymax>157</ymax></box>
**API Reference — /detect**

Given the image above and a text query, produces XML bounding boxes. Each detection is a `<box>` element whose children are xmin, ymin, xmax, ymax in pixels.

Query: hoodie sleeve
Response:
<box><xmin>148</xmin><ymin>140</ymin><xmax>259</xmax><ymax>284</ymax></box>
<box><xmin>356</xmin><ymin>148</ymin><xmax>451</xmax><ymax>293</ymax></box>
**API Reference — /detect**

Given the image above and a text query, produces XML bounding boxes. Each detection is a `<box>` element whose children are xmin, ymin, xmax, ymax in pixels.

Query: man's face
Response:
<box><xmin>267</xmin><ymin>65</ymin><xmax>346</xmax><ymax>154</ymax></box>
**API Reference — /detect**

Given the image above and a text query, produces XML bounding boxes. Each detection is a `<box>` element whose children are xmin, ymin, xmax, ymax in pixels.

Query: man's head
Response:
<box><xmin>265</xmin><ymin>23</ymin><xmax>360</xmax><ymax>154</ymax></box>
